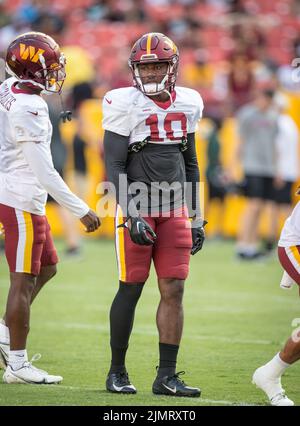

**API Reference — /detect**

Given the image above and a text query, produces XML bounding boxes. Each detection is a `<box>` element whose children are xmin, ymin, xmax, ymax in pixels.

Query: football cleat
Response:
<box><xmin>0</xmin><ymin>341</ymin><xmax>9</xmax><ymax>369</ymax></box>
<box><xmin>252</xmin><ymin>366</ymin><xmax>294</xmax><ymax>406</ymax></box>
<box><xmin>106</xmin><ymin>371</ymin><xmax>136</xmax><ymax>394</ymax></box>
<box><xmin>3</xmin><ymin>354</ymin><xmax>63</xmax><ymax>384</ymax></box>
<box><xmin>152</xmin><ymin>371</ymin><xmax>201</xmax><ymax>397</ymax></box>
<box><xmin>280</xmin><ymin>271</ymin><xmax>295</xmax><ymax>290</ymax></box>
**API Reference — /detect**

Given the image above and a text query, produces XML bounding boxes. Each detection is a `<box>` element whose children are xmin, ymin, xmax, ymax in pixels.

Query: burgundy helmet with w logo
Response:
<box><xmin>128</xmin><ymin>33</ymin><xmax>179</xmax><ymax>96</ymax></box>
<box><xmin>5</xmin><ymin>31</ymin><xmax>66</xmax><ymax>93</ymax></box>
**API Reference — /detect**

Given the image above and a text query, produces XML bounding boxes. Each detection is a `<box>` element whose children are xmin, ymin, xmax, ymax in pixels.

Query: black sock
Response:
<box><xmin>109</xmin><ymin>281</ymin><xmax>144</xmax><ymax>374</ymax></box>
<box><xmin>157</xmin><ymin>342</ymin><xmax>179</xmax><ymax>378</ymax></box>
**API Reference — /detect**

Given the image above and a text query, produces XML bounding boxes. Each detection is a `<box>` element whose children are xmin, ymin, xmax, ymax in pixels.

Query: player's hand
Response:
<box><xmin>80</xmin><ymin>209</ymin><xmax>101</xmax><ymax>233</ymax></box>
<box><xmin>191</xmin><ymin>219</ymin><xmax>207</xmax><ymax>255</ymax></box>
<box><xmin>127</xmin><ymin>216</ymin><xmax>156</xmax><ymax>246</ymax></box>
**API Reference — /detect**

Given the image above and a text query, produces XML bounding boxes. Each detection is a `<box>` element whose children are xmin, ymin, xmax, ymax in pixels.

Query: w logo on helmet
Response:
<box><xmin>19</xmin><ymin>43</ymin><xmax>45</xmax><ymax>63</ymax></box>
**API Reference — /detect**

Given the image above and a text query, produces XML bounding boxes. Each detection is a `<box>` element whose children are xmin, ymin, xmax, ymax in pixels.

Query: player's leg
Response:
<box><xmin>0</xmin><ymin>218</ymin><xmax>58</xmax><ymax>367</ymax></box>
<box><xmin>106</xmin><ymin>207</ymin><xmax>153</xmax><ymax>394</ymax></box>
<box><xmin>152</xmin><ymin>214</ymin><xmax>200</xmax><ymax>397</ymax></box>
<box><xmin>156</xmin><ymin>277</ymin><xmax>184</xmax><ymax>372</ymax></box>
<box><xmin>252</xmin><ymin>245</ymin><xmax>300</xmax><ymax>406</ymax></box>
<box><xmin>30</xmin><ymin>219</ymin><xmax>58</xmax><ymax>304</ymax></box>
<box><xmin>237</xmin><ymin>176</ymin><xmax>265</xmax><ymax>259</ymax></box>
<box><xmin>0</xmin><ymin>206</ymin><xmax>62</xmax><ymax>384</ymax></box>
<box><xmin>0</xmin><ymin>264</ymin><xmax>57</xmax><ymax>369</ymax></box>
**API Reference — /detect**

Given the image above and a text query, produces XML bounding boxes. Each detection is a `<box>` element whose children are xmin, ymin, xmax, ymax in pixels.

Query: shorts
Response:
<box><xmin>115</xmin><ymin>206</ymin><xmax>192</xmax><ymax>283</ymax></box>
<box><xmin>207</xmin><ymin>181</ymin><xmax>226</xmax><ymax>201</ymax></box>
<box><xmin>273</xmin><ymin>181</ymin><xmax>293</xmax><ymax>205</ymax></box>
<box><xmin>243</xmin><ymin>175</ymin><xmax>275</xmax><ymax>201</ymax></box>
<box><xmin>0</xmin><ymin>204</ymin><xmax>58</xmax><ymax>276</ymax></box>
<box><xmin>278</xmin><ymin>245</ymin><xmax>300</xmax><ymax>286</ymax></box>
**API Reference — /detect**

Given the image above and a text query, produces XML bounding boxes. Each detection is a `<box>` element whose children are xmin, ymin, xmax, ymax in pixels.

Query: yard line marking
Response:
<box><xmin>41</xmin><ymin>321</ymin><xmax>273</xmax><ymax>345</ymax></box>
<box><xmin>40</xmin><ymin>385</ymin><xmax>257</xmax><ymax>405</ymax></box>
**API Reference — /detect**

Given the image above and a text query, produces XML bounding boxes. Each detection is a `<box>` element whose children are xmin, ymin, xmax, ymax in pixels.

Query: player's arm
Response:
<box><xmin>104</xmin><ymin>130</ymin><xmax>156</xmax><ymax>245</ymax></box>
<box><xmin>182</xmin><ymin>133</ymin><xmax>206</xmax><ymax>254</ymax></box>
<box><xmin>20</xmin><ymin>141</ymin><xmax>100</xmax><ymax>232</ymax></box>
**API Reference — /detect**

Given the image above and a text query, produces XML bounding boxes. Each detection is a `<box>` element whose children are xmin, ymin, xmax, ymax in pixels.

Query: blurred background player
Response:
<box><xmin>103</xmin><ymin>33</ymin><xmax>205</xmax><ymax>397</ymax></box>
<box><xmin>235</xmin><ymin>89</ymin><xmax>279</xmax><ymax>260</ymax></box>
<box><xmin>252</xmin><ymin>197</ymin><xmax>300</xmax><ymax>406</ymax></box>
<box><xmin>0</xmin><ymin>31</ymin><xmax>100</xmax><ymax>384</ymax></box>
<box><xmin>263</xmin><ymin>93</ymin><xmax>300</xmax><ymax>254</ymax></box>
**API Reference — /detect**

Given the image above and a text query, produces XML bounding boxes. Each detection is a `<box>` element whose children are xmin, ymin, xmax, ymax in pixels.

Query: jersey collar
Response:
<box><xmin>149</xmin><ymin>90</ymin><xmax>176</xmax><ymax>110</ymax></box>
<box><xmin>11</xmin><ymin>81</ymin><xmax>36</xmax><ymax>95</ymax></box>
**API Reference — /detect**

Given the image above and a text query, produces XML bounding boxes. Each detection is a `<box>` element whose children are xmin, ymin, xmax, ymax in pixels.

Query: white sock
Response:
<box><xmin>263</xmin><ymin>353</ymin><xmax>290</xmax><ymax>379</ymax></box>
<box><xmin>9</xmin><ymin>350</ymin><xmax>28</xmax><ymax>371</ymax></box>
<box><xmin>237</xmin><ymin>243</ymin><xmax>258</xmax><ymax>255</ymax></box>
<box><xmin>0</xmin><ymin>320</ymin><xmax>9</xmax><ymax>344</ymax></box>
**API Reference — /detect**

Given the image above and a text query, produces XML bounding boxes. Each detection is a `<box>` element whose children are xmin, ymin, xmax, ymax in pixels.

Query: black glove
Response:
<box><xmin>191</xmin><ymin>219</ymin><xmax>207</xmax><ymax>255</ymax></box>
<box><xmin>119</xmin><ymin>216</ymin><xmax>156</xmax><ymax>246</ymax></box>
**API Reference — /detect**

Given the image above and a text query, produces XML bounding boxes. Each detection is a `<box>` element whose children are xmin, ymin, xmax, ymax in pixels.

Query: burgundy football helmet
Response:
<box><xmin>128</xmin><ymin>33</ymin><xmax>179</xmax><ymax>96</ymax></box>
<box><xmin>5</xmin><ymin>32</ymin><xmax>66</xmax><ymax>94</ymax></box>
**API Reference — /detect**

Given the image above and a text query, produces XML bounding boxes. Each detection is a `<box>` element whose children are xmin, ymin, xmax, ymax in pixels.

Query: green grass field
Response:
<box><xmin>0</xmin><ymin>239</ymin><xmax>299</xmax><ymax>406</ymax></box>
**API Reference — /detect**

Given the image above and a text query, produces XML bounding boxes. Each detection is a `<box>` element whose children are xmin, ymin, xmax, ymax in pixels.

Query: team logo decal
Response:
<box><xmin>19</xmin><ymin>43</ymin><xmax>45</xmax><ymax>63</ymax></box>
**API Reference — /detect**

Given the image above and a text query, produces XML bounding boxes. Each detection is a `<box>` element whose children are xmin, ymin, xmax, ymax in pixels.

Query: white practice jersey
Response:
<box><xmin>278</xmin><ymin>201</ymin><xmax>300</xmax><ymax>247</ymax></box>
<box><xmin>276</xmin><ymin>114</ymin><xmax>299</xmax><ymax>182</ymax></box>
<box><xmin>0</xmin><ymin>77</ymin><xmax>89</xmax><ymax>217</ymax></box>
<box><xmin>102</xmin><ymin>86</ymin><xmax>203</xmax><ymax>144</ymax></box>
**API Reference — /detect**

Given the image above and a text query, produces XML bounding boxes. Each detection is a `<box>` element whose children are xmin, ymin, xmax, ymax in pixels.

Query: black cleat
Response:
<box><xmin>106</xmin><ymin>371</ymin><xmax>137</xmax><ymax>394</ymax></box>
<box><xmin>152</xmin><ymin>371</ymin><xmax>201</xmax><ymax>397</ymax></box>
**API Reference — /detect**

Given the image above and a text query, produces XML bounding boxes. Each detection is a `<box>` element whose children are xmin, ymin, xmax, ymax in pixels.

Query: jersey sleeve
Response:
<box><xmin>102</xmin><ymin>90</ymin><xmax>131</xmax><ymax>137</ymax></box>
<box><xmin>10</xmin><ymin>103</ymin><xmax>49</xmax><ymax>143</ymax></box>
<box><xmin>20</xmin><ymin>141</ymin><xmax>90</xmax><ymax>218</ymax></box>
<box><xmin>188</xmin><ymin>90</ymin><xmax>204</xmax><ymax>133</ymax></box>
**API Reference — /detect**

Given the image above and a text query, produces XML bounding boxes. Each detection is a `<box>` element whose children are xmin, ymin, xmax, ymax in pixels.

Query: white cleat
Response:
<box><xmin>280</xmin><ymin>271</ymin><xmax>295</xmax><ymax>290</ymax></box>
<box><xmin>252</xmin><ymin>366</ymin><xmax>294</xmax><ymax>406</ymax></box>
<box><xmin>3</xmin><ymin>360</ymin><xmax>63</xmax><ymax>385</ymax></box>
<box><xmin>270</xmin><ymin>393</ymin><xmax>294</xmax><ymax>406</ymax></box>
<box><xmin>0</xmin><ymin>341</ymin><xmax>9</xmax><ymax>369</ymax></box>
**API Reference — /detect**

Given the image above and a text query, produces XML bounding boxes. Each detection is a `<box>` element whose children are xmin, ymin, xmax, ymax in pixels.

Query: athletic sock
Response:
<box><xmin>0</xmin><ymin>319</ymin><xmax>9</xmax><ymax>344</ymax></box>
<box><xmin>157</xmin><ymin>342</ymin><xmax>179</xmax><ymax>378</ymax></box>
<box><xmin>9</xmin><ymin>349</ymin><xmax>28</xmax><ymax>371</ymax></box>
<box><xmin>263</xmin><ymin>353</ymin><xmax>290</xmax><ymax>379</ymax></box>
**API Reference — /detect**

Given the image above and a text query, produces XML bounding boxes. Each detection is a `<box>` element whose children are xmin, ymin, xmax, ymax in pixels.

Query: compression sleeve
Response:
<box><xmin>103</xmin><ymin>130</ymin><xmax>138</xmax><ymax>217</ymax></box>
<box><xmin>182</xmin><ymin>133</ymin><xmax>202</xmax><ymax>219</ymax></box>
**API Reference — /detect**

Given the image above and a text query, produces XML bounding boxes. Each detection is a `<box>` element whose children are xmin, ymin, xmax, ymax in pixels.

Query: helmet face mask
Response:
<box><xmin>5</xmin><ymin>31</ymin><xmax>66</xmax><ymax>94</ymax></box>
<box><xmin>129</xmin><ymin>33</ymin><xmax>179</xmax><ymax>96</ymax></box>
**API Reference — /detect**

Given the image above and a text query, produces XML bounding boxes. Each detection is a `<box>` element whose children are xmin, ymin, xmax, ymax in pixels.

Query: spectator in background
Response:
<box><xmin>0</xmin><ymin>2</ymin><xmax>10</xmax><ymax>28</ymax></box>
<box><xmin>0</xmin><ymin>15</ymin><xmax>30</xmax><ymax>56</ymax></box>
<box><xmin>264</xmin><ymin>93</ymin><xmax>300</xmax><ymax>253</ymax></box>
<box><xmin>227</xmin><ymin>52</ymin><xmax>255</xmax><ymax>113</ymax></box>
<box><xmin>277</xmin><ymin>35</ymin><xmax>300</xmax><ymax>93</ymax></box>
<box><xmin>235</xmin><ymin>89</ymin><xmax>279</xmax><ymax>260</ymax></box>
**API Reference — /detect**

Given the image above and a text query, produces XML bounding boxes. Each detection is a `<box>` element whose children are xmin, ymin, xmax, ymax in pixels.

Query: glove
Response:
<box><xmin>119</xmin><ymin>216</ymin><xmax>157</xmax><ymax>246</ymax></box>
<box><xmin>191</xmin><ymin>219</ymin><xmax>207</xmax><ymax>255</ymax></box>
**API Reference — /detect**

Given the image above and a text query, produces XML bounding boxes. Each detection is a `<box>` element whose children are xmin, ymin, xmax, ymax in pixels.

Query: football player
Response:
<box><xmin>103</xmin><ymin>33</ymin><xmax>205</xmax><ymax>397</ymax></box>
<box><xmin>0</xmin><ymin>32</ymin><xmax>100</xmax><ymax>384</ymax></box>
<box><xmin>252</xmin><ymin>198</ymin><xmax>300</xmax><ymax>406</ymax></box>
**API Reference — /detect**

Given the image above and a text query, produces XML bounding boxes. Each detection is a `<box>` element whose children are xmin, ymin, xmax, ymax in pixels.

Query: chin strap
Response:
<box><xmin>163</xmin><ymin>89</ymin><xmax>175</xmax><ymax>106</ymax></box>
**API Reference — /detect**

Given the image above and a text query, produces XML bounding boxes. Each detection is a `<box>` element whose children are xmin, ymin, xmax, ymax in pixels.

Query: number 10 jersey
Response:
<box><xmin>102</xmin><ymin>86</ymin><xmax>204</xmax><ymax>145</ymax></box>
